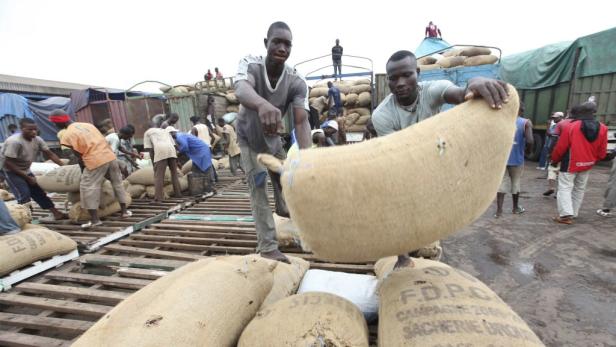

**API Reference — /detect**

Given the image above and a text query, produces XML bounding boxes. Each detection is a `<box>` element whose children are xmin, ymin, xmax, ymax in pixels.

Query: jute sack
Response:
<box><xmin>333</xmin><ymin>81</ymin><xmax>351</xmax><ymax>94</ymax></box>
<box><xmin>73</xmin><ymin>256</ymin><xmax>275</xmax><ymax>347</ymax></box>
<box><xmin>126</xmin><ymin>167</ymin><xmax>171</xmax><ymax>186</ymax></box>
<box><xmin>179</xmin><ymin>175</ymin><xmax>188</xmax><ymax>191</ymax></box>
<box><xmin>0</xmin><ymin>227</ymin><xmax>77</xmax><ymax>276</ymax></box>
<box><xmin>127</xmin><ymin>184</ymin><xmax>146</xmax><ymax>199</ymax></box>
<box><xmin>0</xmin><ymin>189</ymin><xmax>14</xmax><ymax>201</ymax></box>
<box><xmin>238</xmin><ymin>292</ymin><xmax>369</xmax><ymax>347</ymax></box>
<box><xmin>309</xmin><ymin>87</ymin><xmax>329</xmax><ymax>98</ymax></box>
<box><xmin>437</xmin><ymin>56</ymin><xmax>466</xmax><ymax>68</ymax></box>
<box><xmin>272</xmin><ymin>86</ymin><xmax>519</xmax><ymax>262</ymax></box>
<box><xmin>345</xmin><ymin>93</ymin><xmax>359</xmax><ymax>107</ymax></box>
<box><xmin>273</xmin><ymin>214</ymin><xmax>300</xmax><ymax>248</ymax></box>
<box><xmin>460</xmin><ymin>46</ymin><xmax>492</xmax><ymax>57</ymax></box>
<box><xmin>36</xmin><ymin>164</ymin><xmax>81</xmax><ymax>193</ymax></box>
<box><xmin>465</xmin><ymin>54</ymin><xmax>499</xmax><ymax>66</ymax></box>
<box><xmin>358</xmin><ymin>92</ymin><xmax>371</xmax><ymax>107</ymax></box>
<box><xmin>442</xmin><ymin>48</ymin><xmax>462</xmax><ymax>57</ymax></box>
<box><xmin>225</xmin><ymin>92</ymin><xmax>238</xmax><ymax>104</ymax></box>
<box><xmin>181</xmin><ymin>160</ymin><xmax>192</xmax><ymax>175</ymax></box>
<box><xmin>67</xmin><ymin>181</ymin><xmax>117</xmax><ymax>206</ymax></box>
<box><xmin>145</xmin><ymin>185</ymin><xmax>173</xmax><ymax>199</ymax></box>
<box><xmin>218</xmin><ymin>156</ymin><xmax>230</xmax><ymax>169</ymax></box>
<box><xmin>345</xmin><ymin>113</ymin><xmax>361</xmax><ymax>127</ymax></box>
<box><xmin>69</xmin><ymin>193</ymin><xmax>132</xmax><ymax>223</ymax></box>
<box><xmin>355</xmin><ymin>114</ymin><xmax>371</xmax><ymax>126</ymax></box>
<box><xmin>349</xmin><ymin>107</ymin><xmax>370</xmax><ymax>117</ymax></box>
<box><xmin>7</xmin><ymin>204</ymin><xmax>32</xmax><ymax>227</ymax></box>
<box><xmin>378</xmin><ymin>258</ymin><xmax>545</xmax><ymax>347</ymax></box>
<box><xmin>419</xmin><ymin>64</ymin><xmax>441</xmax><ymax>71</ymax></box>
<box><xmin>350</xmin><ymin>84</ymin><xmax>371</xmax><ymax>94</ymax></box>
<box><xmin>260</xmin><ymin>256</ymin><xmax>310</xmax><ymax>308</ymax></box>
<box><xmin>353</xmin><ymin>78</ymin><xmax>371</xmax><ymax>86</ymax></box>
<box><xmin>346</xmin><ymin>124</ymin><xmax>367</xmax><ymax>133</ymax></box>
<box><xmin>417</xmin><ymin>56</ymin><xmax>437</xmax><ymax>65</ymax></box>
<box><xmin>226</xmin><ymin>105</ymin><xmax>239</xmax><ymax>113</ymax></box>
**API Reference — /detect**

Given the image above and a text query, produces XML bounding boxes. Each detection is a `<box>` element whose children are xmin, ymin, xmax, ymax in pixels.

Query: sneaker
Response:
<box><xmin>596</xmin><ymin>209</ymin><xmax>612</xmax><ymax>217</ymax></box>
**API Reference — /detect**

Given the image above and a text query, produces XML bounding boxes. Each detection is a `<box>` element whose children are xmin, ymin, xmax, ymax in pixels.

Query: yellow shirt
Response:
<box><xmin>56</xmin><ymin>129</ymin><xmax>69</xmax><ymax>150</ymax></box>
<box><xmin>223</xmin><ymin>124</ymin><xmax>241</xmax><ymax>157</ymax></box>
<box><xmin>60</xmin><ymin>123</ymin><xmax>116</xmax><ymax>170</ymax></box>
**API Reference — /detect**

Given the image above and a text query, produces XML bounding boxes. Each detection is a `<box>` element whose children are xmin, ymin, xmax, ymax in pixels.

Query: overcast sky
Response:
<box><xmin>1</xmin><ymin>0</ymin><xmax>613</xmax><ymax>93</ymax></box>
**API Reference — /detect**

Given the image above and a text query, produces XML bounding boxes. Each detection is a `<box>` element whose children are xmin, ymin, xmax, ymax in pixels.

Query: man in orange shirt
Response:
<box><xmin>49</xmin><ymin>109</ymin><xmax>131</xmax><ymax>228</ymax></box>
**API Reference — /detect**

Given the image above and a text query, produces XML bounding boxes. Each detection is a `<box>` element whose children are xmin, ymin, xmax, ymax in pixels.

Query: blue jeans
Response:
<box><xmin>538</xmin><ymin>137</ymin><xmax>554</xmax><ymax>168</ymax></box>
<box><xmin>0</xmin><ymin>200</ymin><xmax>20</xmax><ymax>234</ymax></box>
<box><xmin>2</xmin><ymin>170</ymin><xmax>54</xmax><ymax>209</ymax></box>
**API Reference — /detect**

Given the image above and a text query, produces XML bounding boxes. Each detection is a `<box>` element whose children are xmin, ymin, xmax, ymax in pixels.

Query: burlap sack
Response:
<box><xmin>68</xmin><ymin>193</ymin><xmax>132</xmax><ymax>222</ymax></box>
<box><xmin>179</xmin><ymin>176</ymin><xmax>188</xmax><ymax>191</ymax></box>
<box><xmin>74</xmin><ymin>256</ymin><xmax>275</xmax><ymax>347</ymax></box>
<box><xmin>0</xmin><ymin>189</ymin><xmax>14</xmax><ymax>201</ymax></box>
<box><xmin>349</xmin><ymin>107</ymin><xmax>370</xmax><ymax>117</ymax></box>
<box><xmin>273</xmin><ymin>214</ymin><xmax>300</xmax><ymax>248</ymax></box>
<box><xmin>419</xmin><ymin>64</ymin><xmax>441</xmax><ymax>71</ymax></box>
<box><xmin>36</xmin><ymin>164</ymin><xmax>81</xmax><ymax>193</ymax></box>
<box><xmin>350</xmin><ymin>84</ymin><xmax>371</xmax><ymax>94</ymax></box>
<box><xmin>333</xmin><ymin>81</ymin><xmax>351</xmax><ymax>94</ymax></box>
<box><xmin>145</xmin><ymin>185</ymin><xmax>173</xmax><ymax>199</ymax></box>
<box><xmin>378</xmin><ymin>258</ymin><xmax>545</xmax><ymax>346</ymax></box>
<box><xmin>275</xmin><ymin>86</ymin><xmax>519</xmax><ymax>262</ymax></box>
<box><xmin>345</xmin><ymin>113</ymin><xmax>361</xmax><ymax>127</ymax></box>
<box><xmin>417</xmin><ymin>56</ymin><xmax>437</xmax><ymax>65</ymax></box>
<box><xmin>218</xmin><ymin>156</ymin><xmax>230</xmax><ymax>169</ymax></box>
<box><xmin>225</xmin><ymin>92</ymin><xmax>238</xmax><ymax>104</ymax></box>
<box><xmin>353</xmin><ymin>78</ymin><xmax>371</xmax><ymax>86</ymax></box>
<box><xmin>127</xmin><ymin>167</ymin><xmax>170</xmax><ymax>186</ymax></box>
<box><xmin>226</xmin><ymin>105</ymin><xmax>239</xmax><ymax>113</ymax></box>
<box><xmin>260</xmin><ymin>256</ymin><xmax>310</xmax><ymax>308</ymax></box>
<box><xmin>442</xmin><ymin>48</ymin><xmax>462</xmax><ymax>57</ymax></box>
<box><xmin>358</xmin><ymin>92</ymin><xmax>371</xmax><ymax>107</ymax></box>
<box><xmin>345</xmin><ymin>93</ymin><xmax>359</xmax><ymax>107</ymax></box>
<box><xmin>126</xmin><ymin>184</ymin><xmax>146</xmax><ymax>199</ymax></box>
<box><xmin>437</xmin><ymin>56</ymin><xmax>466</xmax><ymax>68</ymax></box>
<box><xmin>238</xmin><ymin>292</ymin><xmax>369</xmax><ymax>347</ymax></box>
<box><xmin>464</xmin><ymin>54</ymin><xmax>499</xmax><ymax>66</ymax></box>
<box><xmin>355</xmin><ymin>114</ymin><xmax>371</xmax><ymax>126</ymax></box>
<box><xmin>309</xmin><ymin>87</ymin><xmax>329</xmax><ymax>98</ymax></box>
<box><xmin>7</xmin><ymin>204</ymin><xmax>32</xmax><ymax>227</ymax></box>
<box><xmin>346</xmin><ymin>124</ymin><xmax>367</xmax><ymax>133</ymax></box>
<box><xmin>460</xmin><ymin>46</ymin><xmax>492</xmax><ymax>57</ymax></box>
<box><xmin>0</xmin><ymin>227</ymin><xmax>77</xmax><ymax>276</ymax></box>
<box><xmin>181</xmin><ymin>160</ymin><xmax>192</xmax><ymax>175</ymax></box>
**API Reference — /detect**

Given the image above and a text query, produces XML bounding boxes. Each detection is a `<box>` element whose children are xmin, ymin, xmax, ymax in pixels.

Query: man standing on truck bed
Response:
<box><xmin>425</xmin><ymin>21</ymin><xmax>442</xmax><ymax>39</ymax></box>
<box><xmin>234</xmin><ymin>21</ymin><xmax>312</xmax><ymax>263</ymax></box>
<box><xmin>332</xmin><ymin>39</ymin><xmax>343</xmax><ymax>80</ymax></box>
<box><xmin>372</xmin><ymin>50</ymin><xmax>509</xmax><ymax>269</ymax></box>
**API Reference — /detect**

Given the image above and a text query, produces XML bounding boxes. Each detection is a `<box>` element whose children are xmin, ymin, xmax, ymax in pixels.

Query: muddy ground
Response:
<box><xmin>442</xmin><ymin>162</ymin><xmax>616</xmax><ymax>347</ymax></box>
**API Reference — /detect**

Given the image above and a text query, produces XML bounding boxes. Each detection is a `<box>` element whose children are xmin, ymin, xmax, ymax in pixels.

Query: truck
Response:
<box><xmin>500</xmin><ymin>27</ymin><xmax>616</xmax><ymax>160</ymax></box>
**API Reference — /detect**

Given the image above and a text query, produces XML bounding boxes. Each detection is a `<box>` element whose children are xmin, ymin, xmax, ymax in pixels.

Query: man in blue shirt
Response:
<box><xmin>327</xmin><ymin>81</ymin><xmax>342</xmax><ymax>119</ymax></box>
<box><xmin>167</xmin><ymin>128</ymin><xmax>215</xmax><ymax>196</ymax></box>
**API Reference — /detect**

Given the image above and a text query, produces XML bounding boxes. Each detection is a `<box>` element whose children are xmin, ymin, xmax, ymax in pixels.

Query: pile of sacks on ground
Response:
<box><xmin>225</xmin><ymin>90</ymin><xmax>240</xmax><ymax>114</ymax></box>
<box><xmin>308</xmin><ymin>78</ymin><xmax>372</xmax><ymax>133</ymax></box>
<box><xmin>180</xmin><ymin>157</ymin><xmax>228</xmax><ymax>176</ymax></box>
<box><xmin>124</xmin><ymin>166</ymin><xmax>189</xmax><ymax>200</ymax></box>
<box><xmin>72</xmin><ymin>253</ymin><xmax>545</xmax><ymax>347</ymax></box>
<box><xmin>418</xmin><ymin>46</ymin><xmax>499</xmax><ymax>71</ymax></box>
<box><xmin>0</xmin><ymin>207</ymin><xmax>77</xmax><ymax>277</ymax></box>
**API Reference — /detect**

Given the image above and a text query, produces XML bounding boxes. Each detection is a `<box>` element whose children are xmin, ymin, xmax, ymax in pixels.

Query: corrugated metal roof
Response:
<box><xmin>0</xmin><ymin>74</ymin><xmax>101</xmax><ymax>97</ymax></box>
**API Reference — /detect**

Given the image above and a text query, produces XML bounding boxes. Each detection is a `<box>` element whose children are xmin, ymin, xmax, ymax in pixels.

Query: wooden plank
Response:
<box><xmin>80</xmin><ymin>254</ymin><xmax>188</xmax><ymax>271</ymax></box>
<box><xmin>129</xmin><ymin>234</ymin><xmax>258</xmax><ymax>247</ymax></box>
<box><xmin>0</xmin><ymin>332</ymin><xmax>71</xmax><ymax>347</ymax></box>
<box><xmin>310</xmin><ymin>262</ymin><xmax>374</xmax><ymax>274</ymax></box>
<box><xmin>119</xmin><ymin>239</ymin><xmax>254</xmax><ymax>254</ymax></box>
<box><xmin>141</xmin><ymin>228</ymin><xmax>257</xmax><ymax>240</ymax></box>
<box><xmin>102</xmin><ymin>244</ymin><xmax>205</xmax><ymax>261</ymax></box>
<box><xmin>44</xmin><ymin>271</ymin><xmax>150</xmax><ymax>290</ymax></box>
<box><xmin>0</xmin><ymin>294</ymin><xmax>110</xmax><ymax>317</ymax></box>
<box><xmin>0</xmin><ymin>312</ymin><xmax>93</xmax><ymax>335</ymax></box>
<box><xmin>15</xmin><ymin>282</ymin><xmax>129</xmax><ymax>305</ymax></box>
<box><xmin>151</xmin><ymin>223</ymin><xmax>256</xmax><ymax>233</ymax></box>
<box><xmin>117</xmin><ymin>267</ymin><xmax>170</xmax><ymax>280</ymax></box>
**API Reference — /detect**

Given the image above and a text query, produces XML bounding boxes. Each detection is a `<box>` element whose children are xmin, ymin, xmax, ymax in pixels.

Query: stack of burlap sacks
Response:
<box><xmin>124</xmin><ymin>166</ymin><xmax>189</xmax><ymax>200</ymax></box>
<box><xmin>309</xmin><ymin>79</ymin><xmax>372</xmax><ymax>133</ymax></box>
<box><xmin>418</xmin><ymin>46</ymin><xmax>499</xmax><ymax>71</ymax></box>
<box><xmin>180</xmin><ymin>158</ymin><xmax>228</xmax><ymax>176</ymax></box>
<box><xmin>0</xmin><ymin>189</ymin><xmax>14</xmax><ymax>201</ymax></box>
<box><xmin>225</xmin><ymin>90</ymin><xmax>240</xmax><ymax>114</ymax></box>
<box><xmin>35</xmin><ymin>165</ymin><xmax>133</xmax><ymax>223</ymax></box>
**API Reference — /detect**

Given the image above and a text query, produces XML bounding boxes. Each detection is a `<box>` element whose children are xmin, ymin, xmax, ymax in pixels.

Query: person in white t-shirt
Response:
<box><xmin>143</xmin><ymin>119</ymin><xmax>182</xmax><ymax>202</ymax></box>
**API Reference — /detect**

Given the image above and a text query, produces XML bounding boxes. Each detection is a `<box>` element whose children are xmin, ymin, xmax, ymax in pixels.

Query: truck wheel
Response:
<box><xmin>526</xmin><ymin>133</ymin><xmax>543</xmax><ymax>161</ymax></box>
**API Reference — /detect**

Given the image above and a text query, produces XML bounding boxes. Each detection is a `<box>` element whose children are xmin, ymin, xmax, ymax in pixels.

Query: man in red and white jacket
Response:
<box><xmin>550</xmin><ymin>102</ymin><xmax>608</xmax><ymax>224</ymax></box>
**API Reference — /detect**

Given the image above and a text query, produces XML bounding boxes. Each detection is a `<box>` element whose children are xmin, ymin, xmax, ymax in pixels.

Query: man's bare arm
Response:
<box><xmin>42</xmin><ymin>148</ymin><xmax>64</xmax><ymax>166</ymax></box>
<box><xmin>235</xmin><ymin>80</ymin><xmax>281</xmax><ymax>135</ymax></box>
<box><xmin>444</xmin><ymin>77</ymin><xmax>509</xmax><ymax>109</ymax></box>
<box><xmin>294</xmin><ymin>107</ymin><xmax>312</xmax><ymax>149</ymax></box>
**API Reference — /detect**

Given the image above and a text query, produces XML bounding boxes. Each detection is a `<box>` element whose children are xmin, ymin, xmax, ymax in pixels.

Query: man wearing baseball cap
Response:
<box><xmin>538</xmin><ymin>111</ymin><xmax>564</xmax><ymax>170</ymax></box>
<box><xmin>49</xmin><ymin>109</ymin><xmax>131</xmax><ymax>228</ymax></box>
<box><xmin>320</xmin><ymin>120</ymin><xmax>339</xmax><ymax>147</ymax></box>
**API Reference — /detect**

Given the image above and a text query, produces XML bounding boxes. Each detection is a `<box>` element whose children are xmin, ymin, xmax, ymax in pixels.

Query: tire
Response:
<box><xmin>526</xmin><ymin>133</ymin><xmax>543</xmax><ymax>161</ymax></box>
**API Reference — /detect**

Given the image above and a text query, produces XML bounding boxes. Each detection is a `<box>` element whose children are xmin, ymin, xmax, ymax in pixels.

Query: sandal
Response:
<box><xmin>596</xmin><ymin>209</ymin><xmax>612</xmax><ymax>217</ymax></box>
<box><xmin>513</xmin><ymin>206</ymin><xmax>526</xmax><ymax>214</ymax></box>
<box><xmin>121</xmin><ymin>211</ymin><xmax>133</xmax><ymax>218</ymax></box>
<box><xmin>81</xmin><ymin>221</ymin><xmax>103</xmax><ymax>229</ymax></box>
<box><xmin>542</xmin><ymin>189</ymin><xmax>555</xmax><ymax>196</ymax></box>
<box><xmin>553</xmin><ymin>216</ymin><xmax>573</xmax><ymax>225</ymax></box>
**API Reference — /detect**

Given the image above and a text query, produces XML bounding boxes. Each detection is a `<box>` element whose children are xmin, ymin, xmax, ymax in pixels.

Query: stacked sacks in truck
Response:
<box><xmin>417</xmin><ymin>46</ymin><xmax>499</xmax><ymax>71</ymax></box>
<box><xmin>225</xmin><ymin>90</ymin><xmax>241</xmax><ymax>113</ymax></box>
<box><xmin>308</xmin><ymin>79</ymin><xmax>373</xmax><ymax>133</ymax></box>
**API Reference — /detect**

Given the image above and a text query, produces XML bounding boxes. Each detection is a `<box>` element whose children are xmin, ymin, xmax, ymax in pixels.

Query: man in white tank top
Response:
<box><xmin>190</xmin><ymin>116</ymin><xmax>213</xmax><ymax>146</ymax></box>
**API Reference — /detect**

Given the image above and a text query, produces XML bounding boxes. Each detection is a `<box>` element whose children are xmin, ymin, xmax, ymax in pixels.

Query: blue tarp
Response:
<box><xmin>415</xmin><ymin>38</ymin><xmax>452</xmax><ymax>58</ymax></box>
<box><xmin>0</xmin><ymin>93</ymin><xmax>74</xmax><ymax>142</ymax></box>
